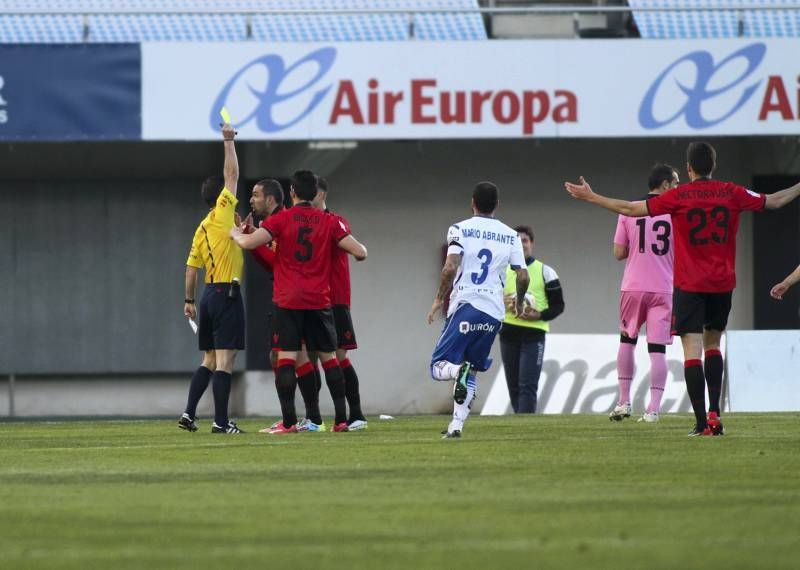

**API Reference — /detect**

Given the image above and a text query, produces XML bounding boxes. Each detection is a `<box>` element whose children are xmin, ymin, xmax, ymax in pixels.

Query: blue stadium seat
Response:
<box><xmin>629</xmin><ymin>0</ymin><xmax>800</xmax><ymax>39</ymax></box>
<box><xmin>0</xmin><ymin>0</ymin><xmax>487</xmax><ymax>42</ymax></box>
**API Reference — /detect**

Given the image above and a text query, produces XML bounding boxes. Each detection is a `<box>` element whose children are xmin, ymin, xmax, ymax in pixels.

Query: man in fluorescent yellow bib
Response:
<box><xmin>501</xmin><ymin>225</ymin><xmax>565</xmax><ymax>413</ymax></box>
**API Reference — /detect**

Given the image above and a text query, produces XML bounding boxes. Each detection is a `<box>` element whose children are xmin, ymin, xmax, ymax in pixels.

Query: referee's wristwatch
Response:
<box><xmin>184</xmin><ymin>298</ymin><xmax>195</xmax><ymax>304</ymax></box>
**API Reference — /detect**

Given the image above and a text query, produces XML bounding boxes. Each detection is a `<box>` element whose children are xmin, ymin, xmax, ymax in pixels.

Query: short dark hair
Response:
<box><xmin>648</xmin><ymin>163</ymin><xmax>677</xmax><ymax>191</ymax></box>
<box><xmin>201</xmin><ymin>176</ymin><xmax>225</xmax><ymax>208</ymax></box>
<box><xmin>317</xmin><ymin>177</ymin><xmax>328</xmax><ymax>192</ymax></box>
<box><xmin>472</xmin><ymin>181</ymin><xmax>498</xmax><ymax>214</ymax></box>
<box><xmin>256</xmin><ymin>178</ymin><xmax>283</xmax><ymax>204</ymax></box>
<box><xmin>687</xmin><ymin>142</ymin><xmax>716</xmax><ymax>177</ymax></box>
<box><xmin>514</xmin><ymin>225</ymin><xmax>534</xmax><ymax>242</ymax></box>
<box><xmin>292</xmin><ymin>170</ymin><xmax>318</xmax><ymax>201</ymax></box>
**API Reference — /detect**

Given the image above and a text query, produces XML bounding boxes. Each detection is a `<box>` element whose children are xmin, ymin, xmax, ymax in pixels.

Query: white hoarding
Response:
<box><xmin>725</xmin><ymin>330</ymin><xmax>800</xmax><ymax>412</ymax></box>
<box><xmin>481</xmin><ymin>333</ymin><xmax>727</xmax><ymax>415</ymax></box>
<box><xmin>142</xmin><ymin>39</ymin><xmax>800</xmax><ymax>140</ymax></box>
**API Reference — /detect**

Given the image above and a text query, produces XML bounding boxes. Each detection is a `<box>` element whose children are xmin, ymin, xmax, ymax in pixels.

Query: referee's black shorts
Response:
<box><xmin>198</xmin><ymin>283</ymin><xmax>245</xmax><ymax>351</ymax></box>
<box><xmin>671</xmin><ymin>288</ymin><xmax>732</xmax><ymax>336</ymax></box>
<box><xmin>272</xmin><ymin>306</ymin><xmax>337</xmax><ymax>353</ymax></box>
<box><xmin>333</xmin><ymin>304</ymin><xmax>358</xmax><ymax>350</ymax></box>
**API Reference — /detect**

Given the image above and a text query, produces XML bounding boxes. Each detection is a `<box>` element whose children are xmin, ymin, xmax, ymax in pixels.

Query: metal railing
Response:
<box><xmin>0</xmin><ymin>3</ymin><xmax>799</xmax><ymax>40</ymax></box>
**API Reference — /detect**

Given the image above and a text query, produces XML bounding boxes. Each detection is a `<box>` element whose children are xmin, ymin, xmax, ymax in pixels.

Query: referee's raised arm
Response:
<box><xmin>222</xmin><ymin>122</ymin><xmax>239</xmax><ymax>198</ymax></box>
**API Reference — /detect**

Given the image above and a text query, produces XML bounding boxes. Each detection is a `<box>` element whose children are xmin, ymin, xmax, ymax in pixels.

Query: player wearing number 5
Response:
<box><xmin>231</xmin><ymin>170</ymin><xmax>368</xmax><ymax>433</ymax></box>
<box><xmin>566</xmin><ymin>142</ymin><xmax>800</xmax><ymax>437</ymax></box>
<box><xmin>609</xmin><ymin>164</ymin><xmax>678</xmax><ymax>424</ymax></box>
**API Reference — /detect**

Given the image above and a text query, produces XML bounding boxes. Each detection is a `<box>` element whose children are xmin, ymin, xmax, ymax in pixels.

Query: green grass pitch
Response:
<box><xmin>1</xmin><ymin>414</ymin><xmax>798</xmax><ymax>569</ymax></box>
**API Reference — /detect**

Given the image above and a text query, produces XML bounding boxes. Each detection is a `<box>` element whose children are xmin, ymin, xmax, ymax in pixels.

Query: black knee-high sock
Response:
<box><xmin>296</xmin><ymin>362</ymin><xmax>322</xmax><ymax>425</ymax></box>
<box><xmin>185</xmin><ymin>365</ymin><xmax>212</xmax><ymax>418</ymax></box>
<box><xmin>684</xmin><ymin>360</ymin><xmax>707</xmax><ymax>428</ymax></box>
<box><xmin>704</xmin><ymin>349</ymin><xmax>724</xmax><ymax>414</ymax></box>
<box><xmin>313</xmin><ymin>365</ymin><xmax>323</xmax><ymax>394</ymax></box>
<box><xmin>211</xmin><ymin>371</ymin><xmax>232</xmax><ymax>427</ymax></box>
<box><xmin>341</xmin><ymin>358</ymin><xmax>365</xmax><ymax>422</ymax></box>
<box><xmin>275</xmin><ymin>359</ymin><xmax>298</xmax><ymax>427</ymax></box>
<box><xmin>322</xmin><ymin>358</ymin><xmax>347</xmax><ymax>425</ymax></box>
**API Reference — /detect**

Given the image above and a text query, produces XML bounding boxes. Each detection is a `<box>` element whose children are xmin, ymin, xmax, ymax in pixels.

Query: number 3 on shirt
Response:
<box><xmin>471</xmin><ymin>248</ymin><xmax>493</xmax><ymax>284</ymax></box>
<box><xmin>295</xmin><ymin>227</ymin><xmax>313</xmax><ymax>261</ymax></box>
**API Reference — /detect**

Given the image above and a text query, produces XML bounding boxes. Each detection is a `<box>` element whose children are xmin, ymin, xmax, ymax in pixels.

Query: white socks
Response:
<box><xmin>431</xmin><ymin>360</ymin><xmax>461</xmax><ymax>381</ymax></box>
<box><xmin>448</xmin><ymin>374</ymin><xmax>477</xmax><ymax>433</ymax></box>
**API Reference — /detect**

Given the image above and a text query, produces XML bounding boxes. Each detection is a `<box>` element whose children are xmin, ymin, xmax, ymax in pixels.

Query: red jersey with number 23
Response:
<box><xmin>647</xmin><ymin>179</ymin><xmax>765</xmax><ymax>293</ymax></box>
<box><xmin>262</xmin><ymin>203</ymin><xmax>350</xmax><ymax>309</ymax></box>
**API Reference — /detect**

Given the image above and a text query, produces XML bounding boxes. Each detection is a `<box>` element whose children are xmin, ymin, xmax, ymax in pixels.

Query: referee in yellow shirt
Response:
<box><xmin>178</xmin><ymin>122</ymin><xmax>244</xmax><ymax>434</ymax></box>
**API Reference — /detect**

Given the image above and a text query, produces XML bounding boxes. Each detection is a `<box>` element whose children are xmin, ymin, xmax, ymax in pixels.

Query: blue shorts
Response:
<box><xmin>198</xmin><ymin>283</ymin><xmax>245</xmax><ymax>351</ymax></box>
<box><xmin>430</xmin><ymin>303</ymin><xmax>501</xmax><ymax>373</ymax></box>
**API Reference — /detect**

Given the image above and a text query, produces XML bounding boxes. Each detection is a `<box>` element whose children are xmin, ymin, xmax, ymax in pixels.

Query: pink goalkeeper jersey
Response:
<box><xmin>614</xmin><ymin>194</ymin><xmax>674</xmax><ymax>294</ymax></box>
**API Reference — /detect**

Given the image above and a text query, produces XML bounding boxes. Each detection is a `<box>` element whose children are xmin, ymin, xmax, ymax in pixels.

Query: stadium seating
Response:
<box><xmin>629</xmin><ymin>0</ymin><xmax>800</xmax><ymax>39</ymax></box>
<box><xmin>0</xmin><ymin>0</ymin><xmax>487</xmax><ymax>42</ymax></box>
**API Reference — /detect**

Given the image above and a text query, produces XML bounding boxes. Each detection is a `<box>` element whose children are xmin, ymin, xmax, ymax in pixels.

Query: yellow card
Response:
<box><xmin>220</xmin><ymin>107</ymin><xmax>232</xmax><ymax>124</ymax></box>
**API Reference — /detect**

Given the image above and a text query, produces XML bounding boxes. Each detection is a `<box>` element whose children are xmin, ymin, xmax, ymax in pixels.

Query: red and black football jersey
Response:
<box><xmin>262</xmin><ymin>203</ymin><xmax>350</xmax><ymax>309</ymax></box>
<box><xmin>647</xmin><ymin>180</ymin><xmax>765</xmax><ymax>292</ymax></box>
<box><xmin>328</xmin><ymin>211</ymin><xmax>352</xmax><ymax>307</ymax></box>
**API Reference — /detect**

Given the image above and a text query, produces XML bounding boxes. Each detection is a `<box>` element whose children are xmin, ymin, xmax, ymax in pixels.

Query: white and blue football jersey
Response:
<box><xmin>446</xmin><ymin>216</ymin><xmax>525</xmax><ymax>321</ymax></box>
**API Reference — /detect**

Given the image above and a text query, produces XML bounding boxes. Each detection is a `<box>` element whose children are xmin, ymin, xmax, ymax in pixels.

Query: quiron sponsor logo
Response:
<box><xmin>459</xmin><ymin>321</ymin><xmax>496</xmax><ymax>334</ymax></box>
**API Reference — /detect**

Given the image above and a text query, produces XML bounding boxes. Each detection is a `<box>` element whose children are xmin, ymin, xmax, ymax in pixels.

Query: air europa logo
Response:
<box><xmin>639</xmin><ymin>43</ymin><xmax>766</xmax><ymax>130</ymax></box>
<box><xmin>210</xmin><ymin>47</ymin><xmax>337</xmax><ymax>133</ymax></box>
<box><xmin>329</xmin><ymin>79</ymin><xmax>577</xmax><ymax>135</ymax></box>
<box><xmin>211</xmin><ymin>47</ymin><xmax>577</xmax><ymax>135</ymax></box>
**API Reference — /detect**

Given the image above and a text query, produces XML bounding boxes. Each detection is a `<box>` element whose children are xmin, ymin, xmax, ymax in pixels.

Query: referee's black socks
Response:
<box><xmin>276</xmin><ymin>359</ymin><xmax>298</xmax><ymax>427</ymax></box>
<box><xmin>341</xmin><ymin>358</ymin><xmax>365</xmax><ymax>422</ymax></box>
<box><xmin>296</xmin><ymin>362</ymin><xmax>323</xmax><ymax>425</ymax></box>
<box><xmin>185</xmin><ymin>365</ymin><xmax>212</xmax><ymax>419</ymax></box>
<box><xmin>322</xmin><ymin>358</ymin><xmax>348</xmax><ymax>425</ymax></box>
<box><xmin>704</xmin><ymin>349</ymin><xmax>724</xmax><ymax>415</ymax></box>
<box><xmin>684</xmin><ymin>359</ymin><xmax>707</xmax><ymax>428</ymax></box>
<box><xmin>211</xmin><ymin>371</ymin><xmax>232</xmax><ymax>427</ymax></box>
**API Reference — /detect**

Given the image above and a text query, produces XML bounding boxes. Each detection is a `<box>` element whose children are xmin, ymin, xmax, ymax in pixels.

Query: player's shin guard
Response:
<box><xmin>211</xmin><ymin>371</ymin><xmax>232</xmax><ymax>428</ymax></box>
<box><xmin>704</xmin><ymin>349</ymin><xmax>724</xmax><ymax>415</ymax></box>
<box><xmin>449</xmin><ymin>374</ymin><xmax>477</xmax><ymax>433</ymax></box>
<box><xmin>185</xmin><ymin>365</ymin><xmax>212</xmax><ymax>419</ymax></box>
<box><xmin>617</xmin><ymin>337</ymin><xmax>636</xmax><ymax>405</ymax></box>
<box><xmin>275</xmin><ymin>359</ymin><xmax>298</xmax><ymax>428</ymax></box>
<box><xmin>647</xmin><ymin>344</ymin><xmax>667</xmax><ymax>414</ymax></box>
<box><xmin>431</xmin><ymin>360</ymin><xmax>461</xmax><ymax>381</ymax></box>
<box><xmin>322</xmin><ymin>358</ymin><xmax>347</xmax><ymax>425</ymax></box>
<box><xmin>684</xmin><ymin>360</ymin><xmax>707</xmax><ymax>428</ymax></box>
<box><xmin>296</xmin><ymin>362</ymin><xmax>322</xmax><ymax>425</ymax></box>
<box><xmin>341</xmin><ymin>358</ymin><xmax>365</xmax><ymax>422</ymax></box>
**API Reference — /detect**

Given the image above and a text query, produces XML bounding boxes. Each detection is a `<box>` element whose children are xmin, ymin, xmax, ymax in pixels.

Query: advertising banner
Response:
<box><xmin>142</xmin><ymin>39</ymin><xmax>800</xmax><ymax>140</ymax></box>
<box><xmin>725</xmin><ymin>330</ymin><xmax>800</xmax><ymax>412</ymax></box>
<box><xmin>480</xmin><ymin>334</ymin><xmax>724</xmax><ymax>415</ymax></box>
<box><xmin>0</xmin><ymin>44</ymin><xmax>141</xmax><ymax>141</ymax></box>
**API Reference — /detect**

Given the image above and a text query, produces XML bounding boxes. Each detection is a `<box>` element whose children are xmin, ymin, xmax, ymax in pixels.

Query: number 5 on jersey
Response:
<box><xmin>296</xmin><ymin>227</ymin><xmax>313</xmax><ymax>261</ymax></box>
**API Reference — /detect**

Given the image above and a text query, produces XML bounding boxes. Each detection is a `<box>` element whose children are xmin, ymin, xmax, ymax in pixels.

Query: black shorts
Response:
<box><xmin>333</xmin><ymin>304</ymin><xmax>358</xmax><ymax>350</ymax></box>
<box><xmin>198</xmin><ymin>283</ymin><xmax>245</xmax><ymax>351</ymax></box>
<box><xmin>272</xmin><ymin>306</ymin><xmax>337</xmax><ymax>353</ymax></box>
<box><xmin>671</xmin><ymin>288</ymin><xmax>732</xmax><ymax>336</ymax></box>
